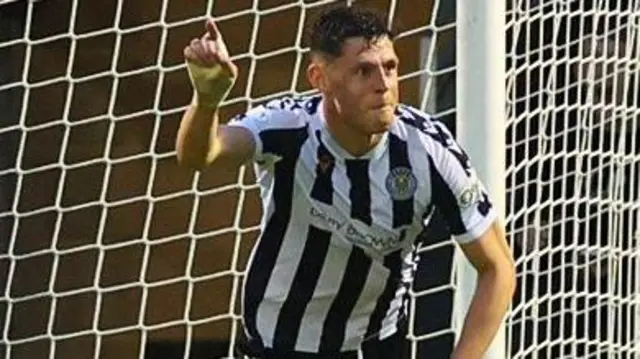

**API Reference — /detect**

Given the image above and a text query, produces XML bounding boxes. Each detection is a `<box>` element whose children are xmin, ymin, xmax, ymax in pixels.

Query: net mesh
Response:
<box><xmin>0</xmin><ymin>0</ymin><xmax>638</xmax><ymax>358</ymax></box>
<box><xmin>505</xmin><ymin>0</ymin><xmax>640</xmax><ymax>357</ymax></box>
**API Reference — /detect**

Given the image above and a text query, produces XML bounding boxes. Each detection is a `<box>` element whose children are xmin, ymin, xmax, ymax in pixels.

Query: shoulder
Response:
<box><xmin>231</xmin><ymin>94</ymin><xmax>322</xmax><ymax>130</ymax></box>
<box><xmin>394</xmin><ymin>103</ymin><xmax>454</xmax><ymax>148</ymax></box>
<box><xmin>395</xmin><ymin>104</ymin><xmax>473</xmax><ymax>175</ymax></box>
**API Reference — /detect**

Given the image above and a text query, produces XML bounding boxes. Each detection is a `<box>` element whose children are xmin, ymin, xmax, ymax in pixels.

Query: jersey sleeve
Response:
<box><xmin>226</xmin><ymin>98</ymin><xmax>308</xmax><ymax>166</ymax></box>
<box><xmin>424</xmin><ymin>121</ymin><xmax>497</xmax><ymax>244</ymax></box>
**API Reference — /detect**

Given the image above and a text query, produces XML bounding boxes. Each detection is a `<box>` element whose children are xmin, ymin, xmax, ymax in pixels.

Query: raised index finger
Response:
<box><xmin>205</xmin><ymin>18</ymin><xmax>221</xmax><ymax>41</ymax></box>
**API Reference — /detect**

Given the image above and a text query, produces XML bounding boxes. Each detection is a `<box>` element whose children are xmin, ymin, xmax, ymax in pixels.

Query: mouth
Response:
<box><xmin>372</xmin><ymin>103</ymin><xmax>392</xmax><ymax>110</ymax></box>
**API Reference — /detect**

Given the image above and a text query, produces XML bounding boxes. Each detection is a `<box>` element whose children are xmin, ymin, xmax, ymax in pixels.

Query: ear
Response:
<box><xmin>307</xmin><ymin>61</ymin><xmax>324</xmax><ymax>91</ymax></box>
<box><xmin>308</xmin><ymin>54</ymin><xmax>335</xmax><ymax>93</ymax></box>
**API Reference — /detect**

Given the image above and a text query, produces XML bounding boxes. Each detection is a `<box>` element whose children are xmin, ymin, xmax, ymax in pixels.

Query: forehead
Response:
<box><xmin>338</xmin><ymin>36</ymin><xmax>397</xmax><ymax>61</ymax></box>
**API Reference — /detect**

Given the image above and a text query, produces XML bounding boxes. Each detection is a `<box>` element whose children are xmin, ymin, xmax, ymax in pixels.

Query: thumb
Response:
<box><xmin>216</xmin><ymin>55</ymin><xmax>238</xmax><ymax>78</ymax></box>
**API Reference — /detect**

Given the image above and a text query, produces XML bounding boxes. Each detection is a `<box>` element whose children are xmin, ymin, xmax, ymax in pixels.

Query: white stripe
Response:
<box><xmin>341</xmin><ymin>261</ymin><xmax>389</xmax><ymax>351</ymax></box>
<box><xmin>369</xmin><ymin>151</ymin><xmax>391</xmax><ymax>227</ymax></box>
<box><xmin>295</xmin><ymin>238</ymin><xmax>352</xmax><ymax>352</ymax></box>
<box><xmin>406</xmin><ymin>128</ymin><xmax>433</xmax><ymax>218</ymax></box>
<box><xmin>241</xmin><ymin>164</ymin><xmax>277</xmax><ymax>336</ymax></box>
<box><xmin>255</xmin><ymin>158</ymin><xmax>309</xmax><ymax>348</ymax></box>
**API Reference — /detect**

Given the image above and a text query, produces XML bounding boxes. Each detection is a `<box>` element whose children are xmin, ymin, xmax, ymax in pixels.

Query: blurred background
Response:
<box><xmin>1</xmin><ymin>0</ymin><xmax>638</xmax><ymax>358</ymax></box>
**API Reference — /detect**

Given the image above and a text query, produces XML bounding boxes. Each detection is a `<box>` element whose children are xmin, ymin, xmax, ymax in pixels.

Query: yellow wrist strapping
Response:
<box><xmin>186</xmin><ymin>60</ymin><xmax>236</xmax><ymax>108</ymax></box>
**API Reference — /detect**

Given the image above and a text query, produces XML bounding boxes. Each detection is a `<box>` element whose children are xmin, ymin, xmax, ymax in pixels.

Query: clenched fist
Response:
<box><xmin>184</xmin><ymin>19</ymin><xmax>238</xmax><ymax>108</ymax></box>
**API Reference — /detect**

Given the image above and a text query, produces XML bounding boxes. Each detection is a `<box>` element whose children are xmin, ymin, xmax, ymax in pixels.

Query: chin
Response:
<box><xmin>369</xmin><ymin>115</ymin><xmax>395</xmax><ymax>133</ymax></box>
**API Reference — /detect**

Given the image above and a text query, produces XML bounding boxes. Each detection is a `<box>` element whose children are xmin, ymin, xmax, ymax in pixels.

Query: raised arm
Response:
<box><xmin>176</xmin><ymin>19</ymin><xmax>255</xmax><ymax>171</ymax></box>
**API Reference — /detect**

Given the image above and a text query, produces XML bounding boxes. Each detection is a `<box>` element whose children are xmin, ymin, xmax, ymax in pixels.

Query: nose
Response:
<box><xmin>373</xmin><ymin>66</ymin><xmax>391</xmax><ymax>93</ymax></box>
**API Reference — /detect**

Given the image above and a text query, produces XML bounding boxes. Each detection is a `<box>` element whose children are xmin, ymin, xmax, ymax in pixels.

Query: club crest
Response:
<box><xmin>385</xmin><ymin>167</ymin><xmax>417</xmax><ymax>201</ymax></box>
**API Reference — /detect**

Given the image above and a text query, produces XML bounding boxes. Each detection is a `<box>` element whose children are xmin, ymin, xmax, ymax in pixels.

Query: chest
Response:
<box><xmin>291</xmin><ymin>139</ymin><xmax>431</xmax><ymax>254</ymax></box>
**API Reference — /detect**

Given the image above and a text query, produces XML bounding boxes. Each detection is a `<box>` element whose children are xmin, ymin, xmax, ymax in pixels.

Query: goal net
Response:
<box><xmin>505</xmin><ymin>0</ymin><xmax>640</xmax><ymax>358</ymax></box>
<box><xmin>0</xmin><ymin>0</ymin><xmax>638</xmax><ymax>359</ymax></box>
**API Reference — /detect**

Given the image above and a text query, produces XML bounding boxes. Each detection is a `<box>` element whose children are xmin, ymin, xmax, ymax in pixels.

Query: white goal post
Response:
<box><xmin>455</xmin><ymin>0</ymin><xmax>507</xmax><ymax>358</ymax></box>
<box><xmin>1</xmin><ymin>0</ymin><xmax>639</xmax><ymax>359</ymax></box>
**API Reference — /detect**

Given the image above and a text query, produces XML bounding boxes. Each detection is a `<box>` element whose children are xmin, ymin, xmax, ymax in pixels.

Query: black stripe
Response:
<box><xmin>273</xmin><ymin>225</ymin><xmax>332</xmax><ymax>352</ymax></box>
<box><xmin>318</xmin><ymin>246</ymin><xmax>372</xmax><ymax>353</ymax></box>
<box><xmin>364</xmin><ymin>249</ymin><xmax>403</xmax><ymax>339</ymax></box>
<box><xmin>243</xmin><ymin>126</ymin><xmax>309</xmax><ymax>343</ymax></box>
<box><xmin>388</xmin><ymin>133</ymin><xmax>410</xmax><ymax>167</ymax></box>
<box><xmin>310</xmin><ymin>130</ymin><xmax>334</xmax><ymax>205</ymax></box>
<box><xmin>388</xmin><ymin>133</ymin><xmax>414</xmax><ymax>228</ymax></box>
<box><xmin>428</xmin><ymin>155</ymin><xmax>466</xmax><ymax>235</ymax></box>
<box><xmin>345</xmin><ymin>159</ymin><xmax>372</xmax><ymax>225</ymax></box>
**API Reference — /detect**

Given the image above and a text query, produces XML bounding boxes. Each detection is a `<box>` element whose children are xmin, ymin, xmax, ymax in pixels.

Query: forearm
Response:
<box><xmin>175</xmin><ymin>96</ymin><xmax>221</xmax><ymax>169</ymax></box>
<box><xmin>451</xmin><ymin>266</ymin><xmax>515</xmax><ymax>359</ymax></box>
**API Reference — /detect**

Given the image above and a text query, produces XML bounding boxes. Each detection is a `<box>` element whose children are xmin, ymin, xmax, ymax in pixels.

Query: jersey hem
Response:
<box><xmin>455</xmin><ymin>210</ymin><xmax>498</xmax><ymax>244</ymax></box>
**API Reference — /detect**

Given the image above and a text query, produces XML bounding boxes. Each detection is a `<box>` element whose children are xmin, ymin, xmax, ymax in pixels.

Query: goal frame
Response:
<box><xmin>454</xmin><ymin>0</ymin><xmax>507</xmax><ymax>358</ymax></box>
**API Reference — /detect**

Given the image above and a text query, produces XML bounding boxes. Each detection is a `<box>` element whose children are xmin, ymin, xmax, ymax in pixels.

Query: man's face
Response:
<box><xmin>320</xmin><ymin>36</ymin><xmax>400</xmax><ymax>134</ymax></box>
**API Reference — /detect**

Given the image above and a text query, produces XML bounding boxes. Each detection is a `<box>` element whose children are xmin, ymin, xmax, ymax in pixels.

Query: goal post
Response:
<box><xmin>455</xmin><ymin>0</ymin><xmax>507</xmax><ymax>358</ymax></box>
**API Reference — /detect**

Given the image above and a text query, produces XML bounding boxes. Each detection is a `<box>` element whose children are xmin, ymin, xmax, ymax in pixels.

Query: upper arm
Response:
<box><xmin>207</xmin><ymin>124</ymin><xmax>256</xmax><ymax>169</ymax></box>
<box><xmin>458</xmin><ymin>219</ymin><xmax>515</xmax><ymax>274</ymax></box>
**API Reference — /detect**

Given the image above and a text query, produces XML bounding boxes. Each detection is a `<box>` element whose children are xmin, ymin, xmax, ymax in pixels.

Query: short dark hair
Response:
<box><xmin>307</xmin><ymin>5</ymin><xmax>394</xmax><ymax>58</ymax></box>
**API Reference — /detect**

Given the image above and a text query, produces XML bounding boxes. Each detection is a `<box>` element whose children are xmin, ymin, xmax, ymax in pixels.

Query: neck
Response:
<box><xmin>323</xmin><ymin>98</ymin><xmax>383</xmax><ymax>157</ymax></box>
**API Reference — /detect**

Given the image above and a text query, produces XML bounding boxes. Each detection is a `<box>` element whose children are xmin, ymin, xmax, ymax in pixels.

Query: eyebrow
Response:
<box><xmin>353</xmin><ymin>57</ymin><xmax>398</xmax><ymax>68</ymax></box>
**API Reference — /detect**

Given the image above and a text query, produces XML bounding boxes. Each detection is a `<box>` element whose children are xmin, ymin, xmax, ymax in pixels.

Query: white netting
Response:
<box><xmin>0</xmin><ymin>0</ymin><xmax>638</xmax><ymax>358</ymax></box>
<box><xmin>505</xmin><ymin>0</ymin><xmax>640</xmax><ymax>358</ymax></box>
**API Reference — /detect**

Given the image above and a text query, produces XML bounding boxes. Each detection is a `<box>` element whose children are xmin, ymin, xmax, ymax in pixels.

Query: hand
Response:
<box><xmin>184</xmin><ymin>18</ymin><xmax>238</xmax><ymax>108</ymax></box>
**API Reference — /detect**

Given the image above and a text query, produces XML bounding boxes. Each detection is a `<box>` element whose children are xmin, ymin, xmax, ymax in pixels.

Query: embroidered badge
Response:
<box><xmin>385</xmin><ymin>167</ymin><xmax>418</xmax><ymax>201</ymax></box>
<box><xmin>458</xmin><ymin>181</ymin><xmax>482</xmax><ymax>208</ymax></box>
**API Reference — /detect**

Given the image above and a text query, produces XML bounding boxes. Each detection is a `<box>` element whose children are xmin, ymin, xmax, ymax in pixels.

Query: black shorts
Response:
<box><xmin>236</xmin><ymin>323</ymin><xmax>409</xmax><ymax>359</ymax></box>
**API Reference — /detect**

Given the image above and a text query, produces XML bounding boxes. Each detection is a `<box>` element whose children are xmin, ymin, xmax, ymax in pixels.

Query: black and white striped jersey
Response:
<box><xmin>228</xmin><ymin>95</ymin><xmax>497</xmax><ymax>354</ymax></box>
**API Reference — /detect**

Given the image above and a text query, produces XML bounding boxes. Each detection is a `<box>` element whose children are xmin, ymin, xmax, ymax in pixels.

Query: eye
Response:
<box><xmin>356</xmin><ymin>65</ymin><xmax>373</xmax><ymax>77</ymax></box>
<box><xmin>384</xmin><ymin>60</ymin><xmax>398</xmax><ymax>72</ymax></box>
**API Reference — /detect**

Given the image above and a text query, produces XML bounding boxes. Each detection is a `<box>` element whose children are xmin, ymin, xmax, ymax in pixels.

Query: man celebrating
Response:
<box><xmin>176</xmin><ymin>5</ymin><xmax>515</xmax><ymax>359</ymax></box>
